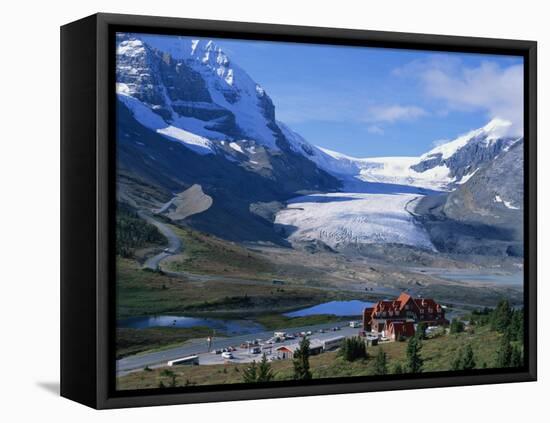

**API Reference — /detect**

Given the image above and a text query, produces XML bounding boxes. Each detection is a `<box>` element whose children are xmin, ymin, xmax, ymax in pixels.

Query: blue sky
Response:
<box><xmin>212</xmin><ymin>38</ymin><xmax>523</xmax><ymax>157</ymax></box>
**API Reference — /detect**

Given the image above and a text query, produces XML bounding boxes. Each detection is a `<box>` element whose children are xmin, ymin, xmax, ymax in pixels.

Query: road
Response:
<box><xmin>116</xmin><ymin>320</ymin><xmax>363</xmax><ymax>376</ymax></box>
<box><xmin>139</xmin><ymin>211</ymin><xmax>182</xmax><ymax>270</ymax></box>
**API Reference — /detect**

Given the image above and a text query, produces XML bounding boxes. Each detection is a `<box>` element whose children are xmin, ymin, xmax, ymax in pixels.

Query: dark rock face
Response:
<box><xmin>415</xmin><ymin>140</ymin><xmax>524</xmax><ymax>257</ymax></box>
<box><xmin>116</xmin><ymin>94</ymin><xmax>340</xmax><ymax>244</ymax></box>
<box><xmin>116</xmin><ymin>35</ymin><xmax>172</xmax><ymax>121</ymax></box>
<box><xmin>444</xmin><ymin>139</ymin><xmax>524</xmax><ymax>225</ymax></box>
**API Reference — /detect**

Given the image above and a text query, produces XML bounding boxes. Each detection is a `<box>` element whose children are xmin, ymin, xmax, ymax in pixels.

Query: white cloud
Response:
<box><xmin>395</xmin><ymin>57</ymin><xmax>524</xmax><ymax>136</ymax></box>
<box><xmin>364</xmin><ymin>104</ymin><xmax>428</xmax><ymax>123</ymax></box>
<box><xmin>367</xmin><ymin>125</ymin><xmax>384</xmax><ymax>135</ymax></box>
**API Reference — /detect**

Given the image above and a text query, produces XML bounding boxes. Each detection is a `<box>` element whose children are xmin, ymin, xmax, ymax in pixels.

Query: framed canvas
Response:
<box><xmin>60</xmin><ymin>13</ymin><xmax>537</xmax><ymax>409</ymax></box>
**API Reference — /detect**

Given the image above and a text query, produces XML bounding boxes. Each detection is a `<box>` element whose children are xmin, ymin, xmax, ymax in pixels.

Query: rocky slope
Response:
<box><xmin>415</xmin><ymin>140</ymin><xmax>524</xmax><ymax>256</ymax></box>
<box><xmin>115</xmin><ymin>32</ymin><xmax>524</xmax><ymax>257</ymax></box>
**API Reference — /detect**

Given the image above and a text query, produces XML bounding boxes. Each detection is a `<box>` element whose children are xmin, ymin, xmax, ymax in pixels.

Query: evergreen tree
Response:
<box><xmin>392</xmin><ymin>363</ymin><xmax>404</xmax><ymax>375</ymax></box>
<box><xmin>416</xmin><ymin>322</ymin><xmax>427</xmax><ymax>340</ymax></box>
<box><xmin>406</xmin><ymin>336</ymin><xmax>423</xmax><ymax>373</ymax></box>
<box><xmin>462</xmin><ymin>344</ymin><xmax>476</xmax><ymax>370</ymax></box>
<box><xmin>242</xmin><ymin>360</ymin><xmax>258</xmax><ymax>383</ymax></box>
<box><xmin>257</xmin><ymin>353</ymin><xmax>275</xmax><ymax>382</ymax></box>
<box><xmin>293</xmin><ymin>337</ymin><xmax>312</xmax><ymax>380</ymax></box>
<box><xmin>491</xmin><ymin>299</ymin><xmax>512</xmax><ymax>332</ymax></box>
<box><xmin>340</xmin><ymin>337</ymin><xmax>368</xmax><ymax>362</ymax></box>
<box><xmin>496</xmin><ymin>333</ymin><xmax>513</xmax><ymax>368</ymax></box>
<box><xmin>509</xmin><ymin>309</ymin><xmax>524</xmax><ymax>342</ymax></box>
<box><xmin>373</xmin><ymin>349</ymin><xmax>388</xmax><ymax>375</ymax></box>
<box><xmin>450</xmin><ymin>318</ymin><xmax>465</xmax><ymax>334</ymax></box>
<box><xmin>451</xmin><ymin>348</ymin><xmax>464</xmax><ymax>371</ymax></box>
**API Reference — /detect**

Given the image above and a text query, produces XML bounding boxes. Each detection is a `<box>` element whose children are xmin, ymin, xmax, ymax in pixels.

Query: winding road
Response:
<box><xmin>138</xmin><ymin>211</ymin><xmax>183</xmax><ymax>270</ymax></box>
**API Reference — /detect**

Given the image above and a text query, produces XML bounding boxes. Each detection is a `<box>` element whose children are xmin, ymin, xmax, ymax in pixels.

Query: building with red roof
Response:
<box><xmin>362</xmin><ymin>292</ymin><xmax>448</xmax><ymax>339</ymax></box>
<box><xmin>384</xmin><ymin>320</ymin><xmax>416</xmax><ymax>340</ymax></box>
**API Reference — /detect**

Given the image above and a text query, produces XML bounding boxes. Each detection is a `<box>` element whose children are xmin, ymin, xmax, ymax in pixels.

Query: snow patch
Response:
<box><xmin>420</xmin><ymin>118</ymin><xmax>513</xmax><ymax>161</ymax></box>
<box><xmin>456</xmin><ymin>168</ymin><xmax>479</xmax><ymax>184</ymax></box>
<box><xmin>494</xmin><ymin>194</ymin><xmax>520</xmax><ymax>210</ymax></box>
<box><xmin>118</xmin><ymin>92</ymin><xmax>214</xmax><ymax>155</ymax></box>
<box><xmin>229</xmin><ymin>142</ymin><xmax>244</xmax><ymax>154</ymax></box>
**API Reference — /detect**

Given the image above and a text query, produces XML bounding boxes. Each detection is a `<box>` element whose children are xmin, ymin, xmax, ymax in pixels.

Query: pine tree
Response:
<box><xmin>450</xmin><ymin>318</ymin><xmax>465</xmax><ymax>334</ymax></box>
<box><xmin>293</xmin><ymin>336</ymin><xmax>312</xmax><ymax>380</ymax></box>
<box><xmin>340</xmin><ymin>337</ymin><xmax>368</xmax><ymax>362</ymax></box>
<box><xmin>373</xmin><ymin>349</ymin><xmax>388</xmax><ymax>375</ymax></box>
<box><xmin>462</xmin><ymin>344</ymin><xmax>476</xmax><ymax>370</ymax></box>
<box><xmin>496</xmin><ymin>333</ymin><xmax>512</xmax><ymax>368</ymax></box>
<box><xmin>257</xmin><ymin>353</ymin><xmax>275</xmax><ymax>382</ymax></box>
<box><xmin>392</xmin><ymin>363</ymin><xmax>404</xmax><ymax>375</ymax></box>
<box><xmin>451</xmin><ymin>348</ymin><xmax>464</xmax><ymax>371</ymax></box>
<box><xmin>509</xmin><ymin>309</ymin><xmax>524</xmax><ymax>342</ymax></box>
<box><xmin>242</xmin><ymin>360</ymin><xmax>258</xmax><ymax>383</ymax></box>
<box><xmin>406</xmin><ymin>336</ymin><xmax>423</xmax><ymax>373</ymax></box>
<box><xmin>491</xmin><ymin>299</ymin><xmax>512</xmax><ymax>332</ymax></box>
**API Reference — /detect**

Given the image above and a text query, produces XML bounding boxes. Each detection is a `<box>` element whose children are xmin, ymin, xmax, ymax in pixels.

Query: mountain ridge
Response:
<box><xmin>115</xmin><ymin>33</ymin><xmax>523</xmax><ymax>256</ymax></box>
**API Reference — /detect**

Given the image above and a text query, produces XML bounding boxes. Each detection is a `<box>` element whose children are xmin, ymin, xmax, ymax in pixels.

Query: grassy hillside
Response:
<box><xmin>116</xmin><ymin>327</ymin><xmax>217</xmax><ymax>359</ymax></box>
<box><xmin>163</xmin><ymin>225</ymin><xmax>277</xmax><ymax>279</ymax></box>
<box><xmin>116</xmin><ymin>257</ymin><xmax>341</xmax><ymax>319</ymax></box>
<box><xmin>117</xmin><ymin>326</ymin><xmax>510</xmax><ymax>390</ymax></box>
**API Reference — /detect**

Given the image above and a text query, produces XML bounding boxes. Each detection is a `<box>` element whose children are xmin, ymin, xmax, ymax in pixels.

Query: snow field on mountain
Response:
<box><xmin>117</xmin><ymin>90</ymin><xmax>216</xmax><ymax>155</ymax></box>
<box><xmin>274</xmin><ymin>192</ymin><xmax>436</xmax><ymax>250</ymax></box>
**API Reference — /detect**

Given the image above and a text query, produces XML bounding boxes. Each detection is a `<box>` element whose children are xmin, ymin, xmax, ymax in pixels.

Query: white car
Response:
<box><xmin>221</xmin><ymin>352</ymin><xmax>233</xmax><ymax>359</ymax></box>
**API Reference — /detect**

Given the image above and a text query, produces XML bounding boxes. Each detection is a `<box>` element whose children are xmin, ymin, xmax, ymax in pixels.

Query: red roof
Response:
<box><xmin>365</xmin><ymin>292</ymin><xmax>444</xmax><ymax>319</ymax></box>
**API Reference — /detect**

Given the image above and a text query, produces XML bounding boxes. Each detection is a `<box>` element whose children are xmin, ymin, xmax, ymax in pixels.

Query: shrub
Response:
<box><xmin>450</xmin><ymin>318</ymin><xmax>465</xmax><ymax>334</ymax></box>
<box><xmin>340</xmin><ymin>337</ymin><xmax>367</xmax><ymax>362</ymax></box>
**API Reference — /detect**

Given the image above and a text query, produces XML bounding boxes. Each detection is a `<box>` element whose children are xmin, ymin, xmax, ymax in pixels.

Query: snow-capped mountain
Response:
<box><xmin>116</xmin><ymin>34</ymin><xmax>279</xmax><ymax>152</ymax></box>
<box><xmin>291</xmin><ymin>118</ymin><xmax>522</xmax><ymax>191</ymax></box>
<box><xmin>410</xmin><ymin>118</ymin><xmax>521</xmax><ymax>186</ymax></box>
<box><xmin>116</xmin><ymin>33</ymin><xmax>523</xmax><ymax>255</ymax></box>
<box><xmin>413</xmin><ymin>139</ymin><xmax>524</xmax><ymax>256</ymax></box>
<box><xmin>115</xmin><ymin>33</ymin><xmax>340</xmax><ymax>244</ymax></box>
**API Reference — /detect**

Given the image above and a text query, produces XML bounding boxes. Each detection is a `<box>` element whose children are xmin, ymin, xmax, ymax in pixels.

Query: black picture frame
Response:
<box><xmin>61</xmin><ymin>12</ymin><xmax>537</xmax><ymax>409</ymax></box>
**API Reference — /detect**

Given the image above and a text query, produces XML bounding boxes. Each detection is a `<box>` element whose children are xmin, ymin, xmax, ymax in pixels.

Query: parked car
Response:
<box><xmin>249</xmin><ymin>346</ymin><xmax>261</xmax><ymax>354</ymax></box>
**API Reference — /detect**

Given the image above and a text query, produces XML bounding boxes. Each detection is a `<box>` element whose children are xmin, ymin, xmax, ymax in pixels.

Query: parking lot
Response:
<box><xmin>183</xmin><ymin>323</ymin><xmax>367</xmax><ymax>366</ymax></box>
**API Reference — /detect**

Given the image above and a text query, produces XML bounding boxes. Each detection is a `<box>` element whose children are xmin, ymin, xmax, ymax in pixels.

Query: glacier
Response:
<box><xmin>116</xmin><ymin>33</ymin><xmax>522</xmax><ymax>252</ymax></box>
<box><xmin>275</xmin><ymin>192</ymin><xmax>436</xmax><ymax>251</ymax></box>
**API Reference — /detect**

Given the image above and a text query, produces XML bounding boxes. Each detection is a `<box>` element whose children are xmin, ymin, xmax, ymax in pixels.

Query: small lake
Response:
<box><xmin>284</xmin><ymin>300</ymin><xmax>375</xmax><ymax>318</ymax></box>
<box><xmin>118</xmin><ymin>315</ymin><xmax>265</xmax><ymax>335</ymax></box>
